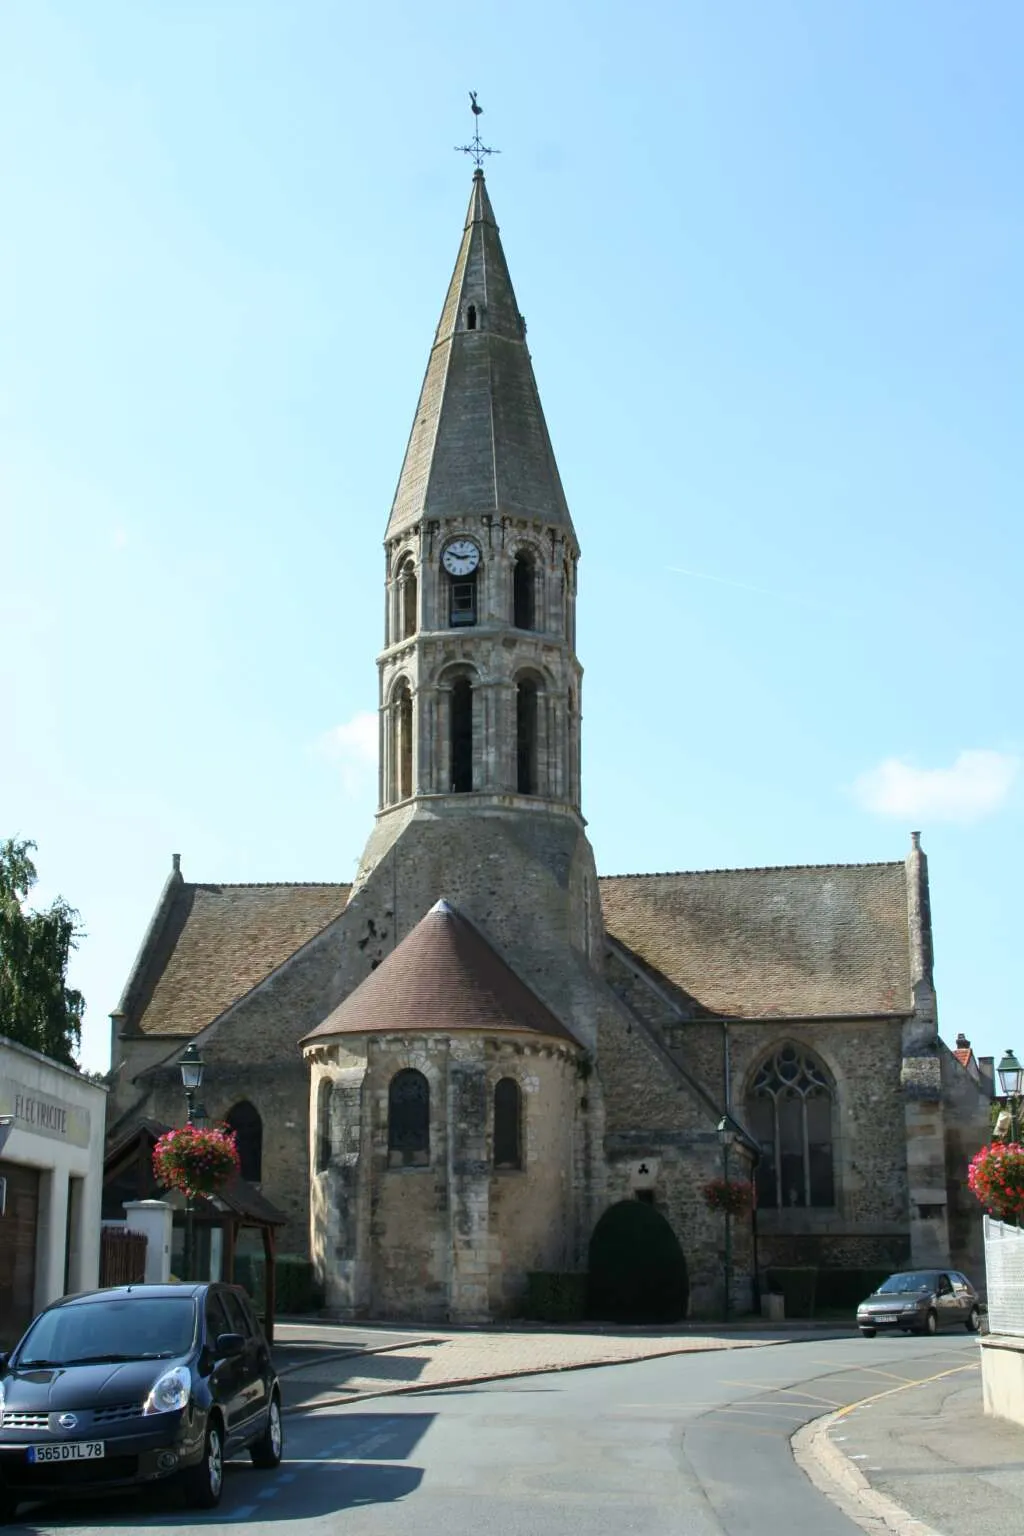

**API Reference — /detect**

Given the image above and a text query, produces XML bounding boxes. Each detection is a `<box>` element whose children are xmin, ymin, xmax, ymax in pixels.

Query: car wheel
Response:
<box><xmin>182</xmin><ymin>1418</ymin><xmax>225</xmax><ymax>1509</ymax></box>
<box><xmin>966</xmin><ymin>1306</ymin><xmax>981</xmax><ymax>1333</ymax></box>
<box><xmin>860</xmin><ymin>1327</ymin><xmax>876</xmax><ymax>1338</ymax></box>
<box><xmin>922</xmin><ymin>1309</ymin><xmax>938</xmax><ymax>1336</ymax></box>
<box><xmin>250</xmin><ymin>1392</ymin><xmax>284</xmax><ymax>1469</ymax></box>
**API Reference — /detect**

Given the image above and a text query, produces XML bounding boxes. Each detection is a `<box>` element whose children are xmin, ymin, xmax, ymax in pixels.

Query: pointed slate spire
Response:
<box><xmin>386</xmin><ymin>171</ymin><xmax>576</xmax><ymax>544</ymax></box>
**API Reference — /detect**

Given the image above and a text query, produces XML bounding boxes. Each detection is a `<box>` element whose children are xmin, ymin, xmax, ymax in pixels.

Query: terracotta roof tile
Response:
<box><xmin>303</xmin><ymin>899</ymin><xmax>580</xmax><ymax>1047</ymax></box>
<box><xmin>598</xmin><ymin>862</ymin><xmax>911</xmax><ymax>1018</ymax></box>
<box><xmin>125</xmin><ymin>882</ymin><xmax>350</xmax><ymax>1037</ymax></box>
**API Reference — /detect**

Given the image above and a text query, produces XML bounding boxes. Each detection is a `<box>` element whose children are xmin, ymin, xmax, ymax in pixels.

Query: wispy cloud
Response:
<box><xmin>318</xmin><ymin>711</ymin><xmax>378</xmax><ymax>792</ymax></box>
<box><xmin>853</xmin><ymin>749</ymin><xmax>1020</xmax><ymax>824</ymax></box>
<box><xmin>667</xmin><ymin>564</ymin><xmax>851</xmax><ymax>617</ymax></box>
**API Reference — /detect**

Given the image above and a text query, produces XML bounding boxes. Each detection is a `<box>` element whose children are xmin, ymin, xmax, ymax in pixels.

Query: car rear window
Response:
<box><xmin>18</xmin><ymin>1295</ymin><xmax>197</xmax><ymax>1366</ymax></box>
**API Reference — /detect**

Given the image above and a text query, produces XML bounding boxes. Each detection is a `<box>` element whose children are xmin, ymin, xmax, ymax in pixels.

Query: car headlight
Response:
<box><xmin>143</xmin><ymin>1366</ymin><xmax>191</xmax><ymax>1416</ymax></box>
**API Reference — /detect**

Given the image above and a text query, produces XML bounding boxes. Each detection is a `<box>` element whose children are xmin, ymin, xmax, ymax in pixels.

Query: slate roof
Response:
<box><xmin>119</xmin><ymin>880</ymin><xmax>350</xmax><ymax>1038</ymax></box>
<box><xmin>386</xmin><ymin>171</ymin><xmax>576</xmax><ymax>545</ymax></box>
<box><xmin>598</xmin><ymin>862</ymin><xmax>911</xmax><ymax>1019</ymax></box>
<box><xmin>302</xmin><ymin>899</ymin><xmax>580</xmax><ymax>1047</ymax></box>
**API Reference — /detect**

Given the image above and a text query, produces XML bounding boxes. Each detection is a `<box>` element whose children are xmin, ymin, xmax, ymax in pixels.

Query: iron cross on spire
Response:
<box><xmin>455</xmin><ymin>91</ymin><xmax>500</xmax><ymax>169</ymax></box>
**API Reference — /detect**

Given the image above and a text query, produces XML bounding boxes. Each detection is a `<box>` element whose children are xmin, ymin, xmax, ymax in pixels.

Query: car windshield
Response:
<box><xmin>17</xmin><ymin>1296</ymin><xmax>197</xmax><ymax>1366</ymax></box>
<box><xmin>876</xmin><ymin>1272</ymin><xmax>934</xmax><ymax>1295</ymax></box>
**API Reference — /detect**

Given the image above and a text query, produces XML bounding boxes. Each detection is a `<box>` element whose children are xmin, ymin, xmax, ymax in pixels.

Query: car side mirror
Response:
<box><xmin>215</xmin><ymin>1332</ymin><xmax>246</xmax><ymax>1360</ymax></box>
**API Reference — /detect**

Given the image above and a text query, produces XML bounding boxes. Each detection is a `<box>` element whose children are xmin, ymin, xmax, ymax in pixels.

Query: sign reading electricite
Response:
<box><xmin>0</xmin><ymin>1081</ymin><xmax>92</xmax><ymax>1148</ymax></box>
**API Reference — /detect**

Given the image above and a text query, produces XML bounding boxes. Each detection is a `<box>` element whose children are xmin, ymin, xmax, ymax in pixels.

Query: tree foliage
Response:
<box><xmin>0</xmin><ymin>839</ymin><xmax>85</xmax><ymax>1066</ymax></box>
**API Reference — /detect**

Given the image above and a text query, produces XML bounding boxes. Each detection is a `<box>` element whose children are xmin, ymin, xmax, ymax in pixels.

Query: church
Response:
<box><xmin>106</xmin><ymin>169</ymin><xmax>991</xmax><ymax>1321</ymax></box>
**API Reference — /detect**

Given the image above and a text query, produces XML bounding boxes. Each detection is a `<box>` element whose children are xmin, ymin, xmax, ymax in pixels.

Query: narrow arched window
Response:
<box><xmin>315</xmin><ymin>1079</ymin><xmax>332</xmax><ymax>1173</ymax></box>
<box><xmin>450</xmin><ymin>676</ymin><xmax>473</xmax><ymax>792</ymax></box>
<box><xmin>746</xmin><ymin>1045</ymin><xmax>834</xmax><ymax>1210</ymax></box>
<box><xmin>398</xmin><ymin>560</ymin><xmax>417</xmax><ymax>640</ymax></box>
<box><xmin>516</xmin><ymin>677</ymin><xmax>538</xmax><ymax>795</ymax></box>
<box><xmin>513</xmin><ymin>551</ymin><xmax>536</xmax><ymax>630</ymax></box>
<box><xmin>225</xmin><ymin>1101</ymin><xmax>262</xmax><ymax>1183</ymax></box>
<box><xmin>494</xmin><ymin>1078</ymin><xmax>522</xmax><ymax>1170</ymax></box>
<box><xmin>467</xmin><ymin>303</ymin><xmax>477</xmax><ymax>330</ymax></box>
<box><xmin>388</xmin><ymin>678</ymin><xmax>413</xmax><ymax>802</ymax></box>
<box><xmin>388</xmin><ymin>1069</ymin><xmax>430</xmax><ymax>1167</ymax></box>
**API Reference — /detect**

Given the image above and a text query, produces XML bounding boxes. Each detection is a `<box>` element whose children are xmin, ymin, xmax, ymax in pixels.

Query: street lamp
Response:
<box><xmin>718</xmin><ymin>1116</ymin><xmax>737</xmax><ymax>1324</ymax></box>
<box><xmin>997</xmin><ymin>1049</ymin><xmax>1023</xmax><ymax>1143</ymax></box>
<box><xmin>177</xmin><ymin>1043</ymin><xmax>206</xmax><ymax>1280</ymax></box>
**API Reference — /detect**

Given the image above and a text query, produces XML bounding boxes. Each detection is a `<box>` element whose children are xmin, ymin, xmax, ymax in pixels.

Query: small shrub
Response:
<box><xmin>815</xmin><ymin>1268</ymin><xmax>893</xmax><ymax>1311</ymax></box>
<box><xmin>523</xmin><ymin>1272</ymin><xmax>588</xmax><ymax>1323</ymax></box>
<box><xmin>764</xmin><ymin>1266</ymin><xmax>817</xmax><ymax>1318</ymax></box>
<box><xmin>232</xmin><ymin>1253</ymin><xmax>324</xmax><ymax>1317</ymax></box>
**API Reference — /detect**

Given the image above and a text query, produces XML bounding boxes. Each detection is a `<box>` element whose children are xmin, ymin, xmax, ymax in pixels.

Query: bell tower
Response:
<box><xmin>377</xmin><ymin>170</ymin><xmax>582</xmax><ymax>819</ymax></box>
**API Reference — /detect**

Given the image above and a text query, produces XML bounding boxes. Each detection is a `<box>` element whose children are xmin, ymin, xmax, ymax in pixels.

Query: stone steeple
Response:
<box><xmin>375</xmin><ymin>171</ymin><xmax>583</xmax><ymax>824</ymax></box>
<box><xmin>386</xmin><ymin>170</ymin><xmax>577</xmax><ymax>544</ymax></box>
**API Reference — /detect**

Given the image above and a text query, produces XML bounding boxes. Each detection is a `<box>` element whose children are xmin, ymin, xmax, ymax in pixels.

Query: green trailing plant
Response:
<box><xmin>152</xmin><ymin>1124</ymin><xmax>240</xmax><ymax>1199</ymax></box>
<box><xmin>0</xmin><ymin>838</ymin><xmax>85</xmax><ymax>1065</ymax></box>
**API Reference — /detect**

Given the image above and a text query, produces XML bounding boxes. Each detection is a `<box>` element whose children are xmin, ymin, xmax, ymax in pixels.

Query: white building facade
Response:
<box><xmin>0</xmin><ymin>1036</ymin><xmax>107</xmax><ymax>1346</ymax></box>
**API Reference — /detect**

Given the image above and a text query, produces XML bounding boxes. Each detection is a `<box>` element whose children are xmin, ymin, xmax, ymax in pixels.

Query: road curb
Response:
<box><xmin>791</xmin><ymin>1364</ymin><xmax>976</xmax><ymax>1536</ymax></box>
<box><xmin>281</xmin><ymin>1335</ymin><xmax>795</xmax><ymax>1416</ymax></box>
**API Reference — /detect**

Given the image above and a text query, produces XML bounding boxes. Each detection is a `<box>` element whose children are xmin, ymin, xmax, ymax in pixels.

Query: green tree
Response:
<box><xmin>0</xmin><ymin>839</ymin><xmax>85</xmax><ymax>1065</ymax></box>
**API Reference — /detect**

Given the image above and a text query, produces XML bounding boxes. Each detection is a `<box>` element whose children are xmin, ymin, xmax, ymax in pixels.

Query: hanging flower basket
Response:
<box><xmin>967</xmin><ymin>1141</ymin><xmax>1024</xmax><ymax>1223</ymax></box>
<box><xmin>702</xmin><ymin>1177</ymin><xmax>752</xmax><ymax>1217</ymax></box>
<box><xmin>153</xmin><ymin>1124</ymin><xmax>240</xmax><ymax>1199</ymax></box>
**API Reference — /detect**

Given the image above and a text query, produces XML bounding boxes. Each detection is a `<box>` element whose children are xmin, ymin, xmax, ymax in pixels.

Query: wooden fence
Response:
<box><xmin>99</xmin><ymin>1226</ymin><xmax>148</xmax><ymax>1287</ymax></box>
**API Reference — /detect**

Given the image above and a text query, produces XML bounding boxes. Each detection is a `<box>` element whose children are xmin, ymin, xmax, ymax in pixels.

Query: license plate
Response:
<box><xmin>27</xmin><ymin>1442</ymin><xmax>105</xmax><ymax>1463</ymax></box>
<box><xmin>874</xmin><ymin>1314</ymin><xmax>898</xmax><ymax>1323</ymax></box>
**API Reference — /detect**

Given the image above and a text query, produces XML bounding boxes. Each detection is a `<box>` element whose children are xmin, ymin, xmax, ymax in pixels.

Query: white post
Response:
<box><xmin>123</xmin><ymin>1199</ymin><xmax>174</xmax><ymax>1284</ymax></box>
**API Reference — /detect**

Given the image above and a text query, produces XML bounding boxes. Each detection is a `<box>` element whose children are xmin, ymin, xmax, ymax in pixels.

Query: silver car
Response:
<box><xmin>857</xmin><ymin>1269</ymin><xmax>982</xmax><ymax>1337</ymax></box>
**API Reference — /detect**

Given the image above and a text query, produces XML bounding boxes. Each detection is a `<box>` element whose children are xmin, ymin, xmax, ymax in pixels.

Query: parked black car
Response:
<box><xmin>0</xmin><ymin>1282</ymin><xmax>282</xmax><ymax>1521</ymax></box>
<box><xmin>856</xmin><ymin>1269</ymin><xmax>982</xmax><ymax>1337</ymax></box>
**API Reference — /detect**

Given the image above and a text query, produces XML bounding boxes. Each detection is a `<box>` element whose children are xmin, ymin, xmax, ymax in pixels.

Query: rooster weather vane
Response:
<box><xmin>455</xmin><ymin>91</ymin><xmax>500</xmax><ymax>169</ymax></box>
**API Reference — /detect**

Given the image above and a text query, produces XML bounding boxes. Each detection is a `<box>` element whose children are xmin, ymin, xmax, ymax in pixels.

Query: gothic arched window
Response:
<box><xmin>493</xmin><ymin>1077</ymin><xmax>522</xmax><ymax>1170</ymax></box>
<box><xmin>450</xmin><ymin>676</ymin><xmax>473</xmax><ymax>793</ymax></box>
<box><xmin>513</xmin><ymin>551</ymin><xmax>536</xmax><ymax>631</ymax></box>
<box><xmin>315</xmin><ymin>1079</ymin><xmax>332</xmax><ymax>1174</ymax></box>
<box><xmin>388</xmin><ymin>1069</ymin><xmax>430</xmax><ymax>1167</ymax></box>
<box><xmin>225</xmin><ymin>1100</ymin><xmax>262</xmax><ymax>1183</ymax></box>
<box><xmin>516</xmin><ymin>676</ymin><xmax>538</xmax><ymax>795</ymax></box>
<box><xmin>747</xmin><ymin>1045</ymin><xmax>834</xmax><ymax>1210</ymax></box>
<box><xmin>397</xmin><ymin>557</ymin><xmax>417</xmax><ymax>641</ymax></box>
<box><xmin>389</xmin><ymin>677</ymin><xmax>413</xmax><ymax>803</ymax></box>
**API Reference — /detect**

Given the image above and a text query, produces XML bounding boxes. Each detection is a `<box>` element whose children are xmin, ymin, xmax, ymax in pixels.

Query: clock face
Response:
<box><xmin>442</xmin><ymin>538</ymin><xmax>481</xmax><ymax>577</ymax></box>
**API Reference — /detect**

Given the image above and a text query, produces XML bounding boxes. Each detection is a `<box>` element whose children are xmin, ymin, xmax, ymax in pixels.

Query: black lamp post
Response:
<box><xmin>997</xmin><ymin>1049</ymin><xmax>1023</xmax><ymax>1143</ymax></box>
<box><xmin>178</xmin><ymin>1043</ymin><xmax>206</xmax><ymax>1280</ymax></box>
<box><xmin>718</xmin><ymin>1116</ymin><xmax>737</xmax><ymax>1323</ymax></box>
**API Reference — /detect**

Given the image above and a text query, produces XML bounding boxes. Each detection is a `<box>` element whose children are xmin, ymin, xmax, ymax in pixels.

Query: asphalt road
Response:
<box><xmin>9</xmin><ymin>1333</ymin><xmax>980</xmax><ymax>1536</ymax></box>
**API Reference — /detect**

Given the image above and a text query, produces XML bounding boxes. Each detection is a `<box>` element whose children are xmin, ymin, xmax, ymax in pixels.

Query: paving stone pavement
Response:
<box><xmin>274</xmin><ymin>1321</ymin><xmax>800</xmax><ymax>1410</ymax></box>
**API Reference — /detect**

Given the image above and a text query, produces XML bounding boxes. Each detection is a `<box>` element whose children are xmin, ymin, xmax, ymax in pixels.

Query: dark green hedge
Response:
<box><xmin>233</xmin><ymin>1253</ymin><xmax>325</xmax><ymax>1317</ymax></box>
<box><xmin>764</xmin><ymin>1266</ymin><xmax>895</xmax><ymax>1316</ymax></box>
<box><xmin>764</xmin><ymin>1266</ymin><xmax>817</xmax><ymax>1318</ymax></box>
<box><xmin>523</xmin><ymin>1272</ymin><xmax>589</xmax><ymax>1323</ymax></box>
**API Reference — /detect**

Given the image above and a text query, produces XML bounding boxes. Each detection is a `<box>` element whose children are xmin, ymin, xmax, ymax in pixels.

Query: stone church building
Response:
<box><xmin>107</xmin><ymin>171</ymin><xmax>991</xmax><ymax>1320</ymax></box>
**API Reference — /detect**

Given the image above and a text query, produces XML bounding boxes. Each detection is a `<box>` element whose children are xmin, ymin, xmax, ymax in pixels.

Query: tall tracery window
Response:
<box><xmin>225</xmin><ymin>1100</ymin><xmax>262</xmax><ymax>1183</ymax></box>
<box><xmin>493</xmin><ymin>1077</ymin><xmax>522</xmax><ymax>1169</ymax></box>
<box><xmin>516</xmin><ymin>677</ymin><xmax>539</xmax><ymax>795</ymax></box>
<box><xmin>397</xmin><ymin>558</ymin><xmax>417</xmax><ymax>641</ymax></box>
<box><xmin>315</xmin><ymin>1079</ymin><xmax>332</xmax><ymax>1174</ymax></box>
<box><xmin>388</xmin><ymin>1069</ymin><xmax>430</xmax><ymax>1167</ymax></box>
<box><xmin>747</xmin><ymin>1045</ymin><xmax>834</xmax><ymax>1210</ymax></box>
<box><xmin>389</xmin><ymin>678</ymin><xmax>413</xmax><ymax>802</ymax></box>
<box><xmin>449</xmin><ymin>676</ymin><xmax>473</xmax><ymax>792</ymax></box>
<box><xmin>513</xmin><ymin>551</ymin><xmax>536</xmax><ymax>630</ymax></box>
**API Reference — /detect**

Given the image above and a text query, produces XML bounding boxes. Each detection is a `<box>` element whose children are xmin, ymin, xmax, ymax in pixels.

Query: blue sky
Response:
<box><xmin>2</xmin><ymin>1</ymin><xmax>1020</xmax><ymax>1076</ymax></box>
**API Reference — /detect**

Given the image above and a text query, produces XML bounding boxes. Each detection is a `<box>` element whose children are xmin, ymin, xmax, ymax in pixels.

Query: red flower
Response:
<box><xmin>967</xmin><ymin>1142</ymin><xmax>1024</xmax><ymax>1223</ymax></box>
<box><xmin>153</xmin><ymin>1124</ymin><xmax>240</xmax><ymax>1199</ymax></box>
